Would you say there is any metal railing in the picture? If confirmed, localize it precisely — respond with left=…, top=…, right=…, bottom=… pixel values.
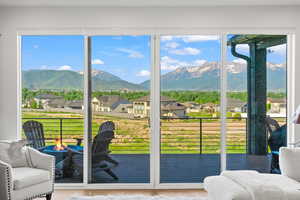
left=22, top=116, right=286, bottom=154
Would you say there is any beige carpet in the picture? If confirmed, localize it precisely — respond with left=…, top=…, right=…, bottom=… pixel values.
left=69, top=194, right=207, bottom=200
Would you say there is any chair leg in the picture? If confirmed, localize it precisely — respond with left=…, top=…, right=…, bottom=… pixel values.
left=104, top=169, right=118, bottom=180
left=104, top=155, right=119, bottom=166
left=46, top=194, right=52, bottom=200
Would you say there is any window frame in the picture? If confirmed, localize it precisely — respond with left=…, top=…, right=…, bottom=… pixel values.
left=16, top=28, right=296, bottom=189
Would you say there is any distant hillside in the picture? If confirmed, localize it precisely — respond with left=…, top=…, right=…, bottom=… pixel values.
left=22, top=69, right=145, bottom=91
left=22, top=62, right=286, bottom=92
left=141, top=62, right=286, bottom=91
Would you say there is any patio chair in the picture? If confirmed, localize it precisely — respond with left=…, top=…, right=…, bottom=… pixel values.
left=23, top=120, right=46, bottom=151
left=265, top=116, right=287, bottom=174
left=67, top=121, right=119, bottom=180
left=23, top=120, right=83, bottom=151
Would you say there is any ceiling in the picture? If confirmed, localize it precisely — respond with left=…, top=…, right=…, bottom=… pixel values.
left=0, top=0, right=300, bottom=7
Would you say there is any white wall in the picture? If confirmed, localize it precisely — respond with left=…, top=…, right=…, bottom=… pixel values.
left=0, top=6, right=299, bottom=140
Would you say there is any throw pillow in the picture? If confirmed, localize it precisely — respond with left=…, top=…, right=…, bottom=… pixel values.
left=0, top=140, right=29, bottom=168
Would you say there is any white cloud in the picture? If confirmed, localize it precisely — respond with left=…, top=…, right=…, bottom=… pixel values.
left=268, top=44, right=286, bottom=56
left=161, top=56, right=206, bottom=71
left=92, top=59, right=104, bottom=65
left=161, top=56, right=184, bottom=70
left=161, top=35, right=219, bottom=43
left=169, top=47, right=200, bottom=55
left=234, top=44, right=286, bottom=56
left=117, top=48, right=144, bottom=58
left=161, top=36, right=173, bottom=41
left=40, top=65, right=48, bottom=70
left=137, top=70, right=150, bottom=77
left=236, top=44, right=249, bottom=53
left=193, top=59, right=207, bottom=66
left=181, top=35, right=220, bottom=43
left=165, top=42, right=180, bottom=49
left=233, top=58, right=247, bottom=64
left=57, top=65, right=72, bottom=70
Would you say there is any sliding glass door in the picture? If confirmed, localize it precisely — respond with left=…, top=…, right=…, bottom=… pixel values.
left=90, top=35, right=151, bottom=183
left=226, top=34, right=287, bottom=173
left=21, top=35, right=84, bottom=183
left=159, top=35, right=221, bottom=183
left=19, top=33, right=290, bottom=187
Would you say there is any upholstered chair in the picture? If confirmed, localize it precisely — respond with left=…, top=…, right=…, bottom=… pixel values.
left=0, top=141, right=55, bottom=200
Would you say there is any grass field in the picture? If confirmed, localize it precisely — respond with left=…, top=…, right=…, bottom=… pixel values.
left=22, top=110, right=286, bottom=154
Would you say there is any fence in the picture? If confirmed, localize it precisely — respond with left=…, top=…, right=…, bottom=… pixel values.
left=22, top=116, right=286, bottom=154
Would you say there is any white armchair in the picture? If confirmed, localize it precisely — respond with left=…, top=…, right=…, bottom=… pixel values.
left=0, top=147, right=55, bottom=200
left=204, top=147, right=300, bottom=200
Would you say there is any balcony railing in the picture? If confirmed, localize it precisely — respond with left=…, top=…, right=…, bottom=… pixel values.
left=22, top=117, right=286, bottom=154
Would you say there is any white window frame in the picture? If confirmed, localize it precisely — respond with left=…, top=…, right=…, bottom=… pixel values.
left=16, top=28, right=296, bottom=189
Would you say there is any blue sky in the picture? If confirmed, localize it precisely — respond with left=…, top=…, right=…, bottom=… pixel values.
left=22, top=35, right=286, bottom=84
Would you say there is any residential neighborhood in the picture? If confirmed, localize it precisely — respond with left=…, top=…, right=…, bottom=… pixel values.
left=22, top=93, right=287, bottom=118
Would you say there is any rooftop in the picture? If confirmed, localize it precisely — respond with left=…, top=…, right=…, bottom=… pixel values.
left=227, top=98, right=246, bottom=108
left=35, top=94, right=63, bottom=100
left=134, top=95, right=176, bottom=102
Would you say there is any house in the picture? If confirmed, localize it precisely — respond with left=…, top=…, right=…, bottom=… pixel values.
left=182, top=102, right=202, bottom=113
left=113, top=103, right=133, bottom=113
left=227, top=98, right=247, bottom=113
left=64, top=100, right=84, bottom=110
left=34, top=94, right=64, bottom=109
left=92, top=95, right=130, bottom=112
left=44, top=98, right=65, bottom=109
left=132, top=95, right=186, bottom=118
left=201, top=103, right=218, bottom=113
left=267, top=98, right=286, bottom=114
left=161, top=102, right=186, bottom=118
left=132, top=95, right=151, bottom=118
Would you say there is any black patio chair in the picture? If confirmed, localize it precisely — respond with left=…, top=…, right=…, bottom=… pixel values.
left=265, top=116, right=287, bottom=174
left=68, top=121, right=119, bottom=180
left=23, top=120, right=47, bottom=151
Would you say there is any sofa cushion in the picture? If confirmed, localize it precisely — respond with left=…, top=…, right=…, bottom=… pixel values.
left=12, top=167, right=50, bottom=190
left=204, top=175, right=252, bottom=200
left=280, top=147, right=300, bottom=182
left=204, top=173, right=300, bottom=200
left=0, top=140, right=29, bottom=167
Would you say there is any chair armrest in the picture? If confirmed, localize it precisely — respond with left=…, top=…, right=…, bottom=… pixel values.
left=0, top=160, right=13, bottom=200
left=27, top=147, right=55, bottom=179
left=65, top=147, right=83, bottom=155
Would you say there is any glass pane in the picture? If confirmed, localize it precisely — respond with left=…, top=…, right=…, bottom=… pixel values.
left=90, top=35, right=151, bottom=183
left=226, top=34, right=287, bottom=173
left=21, top=35, right=84, bottom=183
left=160, top=35, right=221, bottom=183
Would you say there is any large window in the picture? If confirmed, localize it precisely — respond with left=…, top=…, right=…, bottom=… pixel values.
left=159, top=35, right=221, bottom=183
left=21, top=35, right=84, bottom=183
left=19, top=33, right=290, bottom=187
left=226, top=35, right=287, bottom=173
left=90, top=35, right=151, bottom=183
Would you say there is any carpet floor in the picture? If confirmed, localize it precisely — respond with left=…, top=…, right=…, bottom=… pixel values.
left=69, top=194, right=207, bottom=200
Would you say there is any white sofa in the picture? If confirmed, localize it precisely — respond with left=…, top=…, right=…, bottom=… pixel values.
left=204, top=147, right=300, bottom=200
left=0, top=146, right=55, bottom=200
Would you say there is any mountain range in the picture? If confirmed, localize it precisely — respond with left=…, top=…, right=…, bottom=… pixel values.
left=141, top=62, right=286, bottom=91
left=22, top=62, right=286, bottom=91
left=22, top=69, right=144, bottom=91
